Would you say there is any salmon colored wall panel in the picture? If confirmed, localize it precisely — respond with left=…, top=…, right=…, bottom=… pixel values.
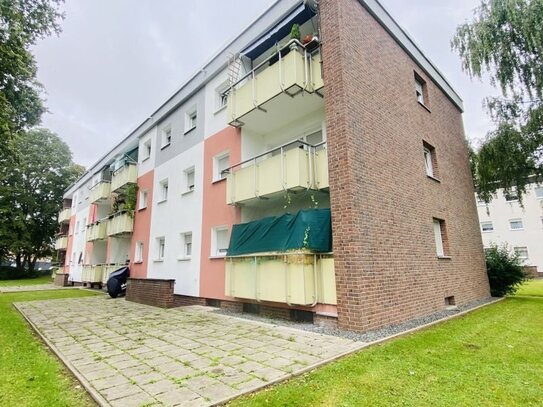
left=130, top=170, right=154, bottom=278
left=64, top=215, right=76, bottom=273
left=200, top=127, right=241, bottom=299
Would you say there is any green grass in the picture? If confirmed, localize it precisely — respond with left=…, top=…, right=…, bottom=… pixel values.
left=514, top=279, right=543, bottom=297
left=231, top=290, right=543, bottom=406
left=0, top=275, right=53, bottom=287
left=0, top=289, right=98, bottom=406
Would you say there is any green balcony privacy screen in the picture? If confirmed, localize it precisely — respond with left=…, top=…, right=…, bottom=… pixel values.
left=226, top=208, right=332, bottom=256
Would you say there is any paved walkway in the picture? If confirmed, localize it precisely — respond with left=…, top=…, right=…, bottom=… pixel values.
left=16, top=296, right=365, bottom=406
left=0, top=282, right=75, bottom=293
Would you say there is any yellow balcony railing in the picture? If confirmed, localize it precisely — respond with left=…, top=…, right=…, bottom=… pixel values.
left=54, top=236, right=68, bottom=250
left=58, top=208, right=71, bottom=224
left=110, top=163, right=137, bottom=193
left=90, top=181, right=111, bottom=204
left=227, top=39, right=323, bottom=126
left=102, top=264, right=125, bottom=284
left=86, top=222, right=107, bottom=242
left=106, top=212, right=133, bottom=237
left=225, top=252, right=336, bottom=306
left=226, top=141, right=328, bottom=205
left=82, top=264, right=105, bottom=284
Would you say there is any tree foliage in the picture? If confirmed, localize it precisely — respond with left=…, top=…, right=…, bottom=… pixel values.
left=485, top=244, right=527, bottom=297
left=0, top=128, right=83, bottom=272
left=452, top=0, right=543, bottom=201
left=0, top=0, right=64, bottom=151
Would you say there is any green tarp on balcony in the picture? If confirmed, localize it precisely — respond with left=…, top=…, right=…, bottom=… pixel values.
left=227, top=208, right=332, bottom=256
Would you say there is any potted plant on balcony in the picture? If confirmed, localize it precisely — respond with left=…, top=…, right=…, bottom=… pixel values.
left=290, top=23, right=301, bottom=41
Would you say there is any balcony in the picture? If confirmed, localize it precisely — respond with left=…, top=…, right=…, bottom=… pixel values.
left=58, top=208, right=71, bottom=224
left=54, top=236, right=68, bottom=250
left=106, top=212, right=133, bottom=237
left=102, top=264, right=125, bottom=284
left=82, top=264, right=105, bottom=284
left=111, top=163, right=137, bottom=193
left=86, top=222, right=107, bottom=242
left=225, top=252, right=337, bottom=306
left=227, top=39, right=324, bottom=133
left=90, top=181, right=111, bottom=204
left=226, top=141, right=328, bottom=205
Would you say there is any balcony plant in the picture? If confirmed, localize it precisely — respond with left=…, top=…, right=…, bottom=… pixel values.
left=290, top=24, right=301, bottom=41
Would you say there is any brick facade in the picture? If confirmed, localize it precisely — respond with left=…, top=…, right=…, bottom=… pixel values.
left=126, top=278, right=175, bottom=308
left=54, top=272, right=69, bottom=287
left=321, top=0, right=490, bottom=332
left=172, top=295, right=207, bottom=307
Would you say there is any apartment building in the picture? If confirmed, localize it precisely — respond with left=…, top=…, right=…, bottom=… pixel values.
left=477, top=184, right=543, bottom=274
left=55, top=0, right=490, bottom=333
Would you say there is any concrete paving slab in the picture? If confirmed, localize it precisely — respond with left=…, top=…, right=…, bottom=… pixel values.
left=15, top=296, right=366, bottom=406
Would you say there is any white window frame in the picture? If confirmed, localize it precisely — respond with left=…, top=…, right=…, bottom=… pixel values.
left=424, top=147, right=433, bottom=177
left=158, top=179, right=168, bottom=202
left=433, top=218, right=446, bottom=257
left=415, top=77, right=425, bottom=104
left=535, top=186, right=543, bottom=199
left=183, top=166, right=195, bottom=193
left=504, top=188, right=518, bottom=202
left=509, top=218, right=524, bottom=230
left=480, top=221, right=493, bottom=233
left=142, top=139, right=152, bottom=161
left=211, top=226, right=229, bottom=257
left=156, top=237, right=165, bottom=261
left=514, top=246, right=529, bottom=262
left=179, top=232, right=192, bottom=260
left=161, top=126, right=172, bottom=149
left=138, top=189, right=148, bottom=210
left=82, top=218, right=86, bottom=232
left=185, top=107, right=197, bottom=134
left=75, top=221, right=80, bottom=235
left=213, top=151, right=230, bottom=182
left=135, top=241, right=144, bottom=263
left=215, top=82, right=229, bottom=113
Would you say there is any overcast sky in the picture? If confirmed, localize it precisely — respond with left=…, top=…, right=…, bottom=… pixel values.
left=33, top=0, right=499, bottom=168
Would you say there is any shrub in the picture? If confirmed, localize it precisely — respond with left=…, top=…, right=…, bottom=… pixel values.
left=0, top=266, right=39, bottom=280
left=485, top=244, right=527, bottom=297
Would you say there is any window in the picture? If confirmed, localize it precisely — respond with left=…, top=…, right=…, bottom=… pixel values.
left=213, top=152, right=230, bottom=182
left=156, top=237, right=165, bottom=261
left=433, top=218, right=449, bottom=257
left=75, top=221, right=80, bottom=235
left=185, top=107, right=197, bottom=133
left=184, top=167, right=195, bottom=192
left=82, top=218, right=86, bottom=232
left=135, top=241, right=143, bottom=263
left=139, top=189, right=148, bottom=210
left=509, top=218, right=523, bottom=230
left=161, top=127, right=172, bottom=148
left=535, top=186, right=543, bottom=199
left=142, top=139, right=152, bottom=161
left=415, top=73, right=426, bottom=105
left=423, top=141, right=438, bottom=179
left=514, top=247, right=529, bottom=262
left=212, top=226, right=229, bottom=257
left=159, top=179, right=168, bottom=202
left=215, top=82, right=229, bottom=112
left=480, top=221, right=493, bottom=232
left=476, top=197, right=487, bottom=206
left=504, top=188, right=518, bottom=202
left=180, top=232, right=192, bottom=259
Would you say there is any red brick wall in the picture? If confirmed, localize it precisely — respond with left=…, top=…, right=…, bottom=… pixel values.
left=320, top=0, right=490, bottom=332
left=126, top=278, right=175, bottom=308
left=173, top=295, right=207, bottom=307
left=54, top=273, right=68, bottom=287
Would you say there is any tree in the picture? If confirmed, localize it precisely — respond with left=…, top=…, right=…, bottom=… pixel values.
left=0, top=0, right=64, bottom=152
left=452, top=0, right=543, bottom=202
left=0, top=128, right=83, bottom=272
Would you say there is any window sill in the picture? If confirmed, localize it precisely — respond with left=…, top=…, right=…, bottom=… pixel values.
left=138, top=206, right=147, bottom=211
left=177, top=257, right=191, bottom=262
left=214, top=105, right=227, bottom=115
left=426, top=175, right=441, bottom=183
left=437, top=255, right=452, bottom=260
left=133, top=261, right=143, bottom=264
left=160, top=143, right=171, bottom=150
left=153, top=259, right=164, bottom=263
left=184, top=126, right=196, bottom=135
left=142, top=156, right=150, bottom=163
left=209, top=255, right=226, bottom=260
left=157, top=199, right=167, bottom=205
left=212, top=178, right=227, bottom=185
left=418, top=101, right=431, bottom=113
left=181, top=189, right=194, bottom=196
left=481, top=230, right=493, bottom=233
left=510, top=229, right=524, bottom=231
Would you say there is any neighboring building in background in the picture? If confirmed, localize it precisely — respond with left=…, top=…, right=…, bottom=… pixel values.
left=54, top=0, right=490, bottom=333
left=477, top=184, right=543, bottom=274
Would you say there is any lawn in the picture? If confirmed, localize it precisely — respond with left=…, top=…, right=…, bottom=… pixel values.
left=0, top=274, right=53, bottom=287
left=0, top=289, right=98, bottom=407
left=514, top=278, right=543, bottom=297
left=231, top=283, right=543, bottom=406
